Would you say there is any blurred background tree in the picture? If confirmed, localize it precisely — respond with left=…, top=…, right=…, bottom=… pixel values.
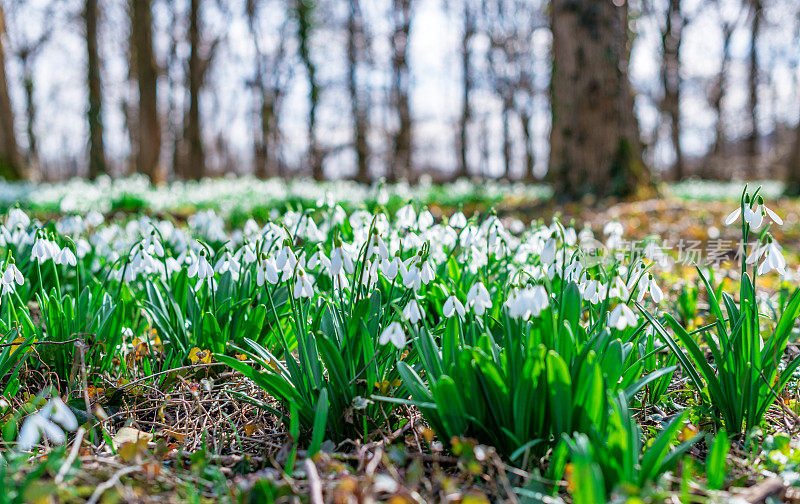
left=1, top=0, right=800, bottom=200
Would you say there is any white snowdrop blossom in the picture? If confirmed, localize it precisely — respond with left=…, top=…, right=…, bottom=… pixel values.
left=31, top=235, right=54, bottom=263
left=56, top=246, right=77, bottom=267
left=505, top=285, right=549, bottom=320
left=380, top=255, right=400, bottom=281
left=747, top=238, right=786, bottom=276
left=396, top=203, right=417, bottom=229
left=467, top=282, right=493, bottom=316
left=609, top=303, right=638, bottom=331
left=379, top=321, right=406, bottom=349
left=743, top=204, right=764, bottom=230
left=443, top=295, right=465, bottom=318
left=188, top=250, right=214, bottom=280
left=2, top=262, right=23, bottom=293
left=402, top=299, right=423, bottom=324
left=449, top=211, right=467, bottom=229
left=292, top=269, right=315, bottom=299
left=637, top=274, right=664, bottom=304
left=17, top=397, right=77, bottom=452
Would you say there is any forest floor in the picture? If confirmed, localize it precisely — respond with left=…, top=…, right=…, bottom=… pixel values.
left=9, top=192, right=800, bottom=504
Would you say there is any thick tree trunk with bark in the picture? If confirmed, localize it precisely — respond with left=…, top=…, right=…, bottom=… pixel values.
left=520, top=111, right=535, bottom=181
left=457, top=4, right=473, bottom=179
left=747, top=0, right=761, bottom=161
left=0, top=6, right=21, bottom=180
left=662, top=0, right=683, bottom=180
left=502, top=95, right=512, bottom=179
left=131, top=0, right=162, bottom=184
left=348, top=0, right=370, bottom=183
left=20, top=53, right=37, bottom=175
left=549, top=0, right=647, bottom=200
left=712, top=25, right=734, bottom=159
left=389, top=0, right=412, bottom=182
left=787, top=116, right=800, bottom=196
left=85, top=0, right=106, bottom=180
left=295, top=0, right=321, bottom=180
left=184, top=0, right=205, bottom=180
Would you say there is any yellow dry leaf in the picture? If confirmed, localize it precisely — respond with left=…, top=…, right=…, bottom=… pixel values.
left=188, top=347, right=212, bottom=364
left=112, top=426, right=154, bottom=450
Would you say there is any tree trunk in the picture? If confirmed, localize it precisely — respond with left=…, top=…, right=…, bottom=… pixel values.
left=747, top=0, right=761, bottom=162
left=296, top=0, right=321, bottom=180
left=20, top=52, right=38, bottom=175
left=549, top=0, right=647, bottom=200
left=520, top=111, right=535, bottom=181
left=348, top=0, right=370, bottom=183
left=457, top=3, right=473, bottom=179
left=131, top=0, right=162, bottom=184
left=712, top=26, right=734, bottom=159
left=502, top=96, right=512, bottom=179
left=184, top=0, right=205, bottom=180
left=787, top=117, right=800, bottom=196
left=389, top=0, right=413, bottom=182
left=662, top=0, right=683, bottom=180
left=85, top=0, right=106, bottom=180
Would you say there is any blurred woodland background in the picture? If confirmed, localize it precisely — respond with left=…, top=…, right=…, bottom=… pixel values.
left=0, top=0, right=799, bottom=199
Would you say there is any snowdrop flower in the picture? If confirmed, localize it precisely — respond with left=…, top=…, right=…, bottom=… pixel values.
left=449, top=211, right=467, bottom=229
left=402, top=299, right=423, bottom=324
left=443, top=295, right=465, bottom=318
left=17, top=413, right=65, bottom=451
left=292, top=269, right=315, bottom=299
left=397, top=203, right=417, bottom=229
left=380, top=254, right=400, bottom=281
left=55, top=246, right=77, bottom=267
left=541, top=236, right=557, bottom=266
left=31, top=235, right=54, bottom=263
left=743, top=204, right=764, bottom=230
left=608, top=275, right=630, bottom=300
left=637, top=274, right=664, bottom=304
left=603, top=221, right=624, bottom=236
left=361, top=260, right=380, bottom=289
left=276, top=241, right=297, bottom=274
left=214, top=251, right=241, bottom=280
left=379, top=321, right=406, bottom=349
left=331, top=243, right=355, bottom=275
left=748, top=237, right=786, bottom=276
left=418, top=208, right=434, bottom=230
left=43, top=397, right=78, bottom=431
left=165, top=255, right=183, bottom=277
left=17, top=397, right=77, bottom=452
left=401, top=260, right=423, bottom=291
left=142, top=230, right=165, bottom=257
left=419, top=259, right=435, bottom=284
left=505, top=285, right=549, bottom=320
left=759, top=240, right=786, bottom=275
left=582, top=277, right=607, bottom=305
left=235, top=242, right=258, bottom=265
left=467, top=282, right=493, bottom=316
left=256, top=255, right=280, bottom=286
left=2, top=261, right=23, bottom=291
left=729, top=195, right=783, bottom=229
left=6, top=208, right=30, bottom=230
left=609, top=303, right=638, bottom=331
left=367, top=231, right=390, bottom=261
left=188, top=250, right=214, bottom=280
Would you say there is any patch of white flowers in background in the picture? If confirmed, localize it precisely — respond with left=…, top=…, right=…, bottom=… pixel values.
left=0, top=175, right=553, bottom=216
